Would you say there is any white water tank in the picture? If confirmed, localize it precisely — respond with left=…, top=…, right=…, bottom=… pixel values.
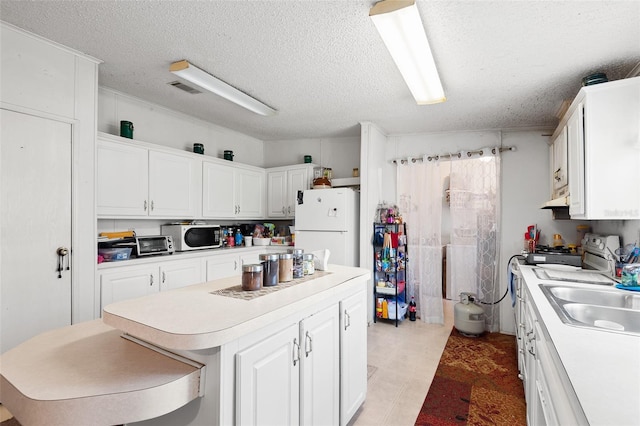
left=454, top=292, right=485, bottom=336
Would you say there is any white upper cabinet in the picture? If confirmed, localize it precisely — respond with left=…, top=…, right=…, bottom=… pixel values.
left=266, top=165, right=315, bottom=218
left=97, top=141, right=149, bottom=216
left=551, top=126, right=568, bottom=198
left=558, top=77, right=640, bottom=219
left=97, top=135, right=201, bottom=218
left=203, top=160, right=264, bottom=219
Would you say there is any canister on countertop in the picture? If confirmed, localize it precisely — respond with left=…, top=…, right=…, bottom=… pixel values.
left=259, top=253, right=279, bottom=286
left=242, top=264, right=263, bottom=291
left=278, top=253, right=293, bottom=282
left=288, top=248, right=304, bottom=278
left=303, top=253, right=315, bottom=275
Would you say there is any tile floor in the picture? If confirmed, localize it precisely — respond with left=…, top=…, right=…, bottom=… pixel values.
left=350, top=299, right=455, bottom=426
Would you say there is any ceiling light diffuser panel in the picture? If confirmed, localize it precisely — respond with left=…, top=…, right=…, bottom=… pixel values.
left=169, top=60, right=277, bottom=116
left=370, top=0, right=446, bottom=104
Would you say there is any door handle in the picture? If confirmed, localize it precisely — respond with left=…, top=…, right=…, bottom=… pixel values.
left=344, top=310, right=351, bottom=330
left=293, top=338, right=300, bottom=366
left=305, top=331, right=313, bottom=357
left=56, top=247, right=69, bottom=278
left=144, top=200, right=148, bottom=211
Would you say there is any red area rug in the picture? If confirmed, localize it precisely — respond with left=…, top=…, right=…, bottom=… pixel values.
left=415, top=329, right=526, bottom=425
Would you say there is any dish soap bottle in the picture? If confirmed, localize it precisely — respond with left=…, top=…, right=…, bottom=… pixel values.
left=235, top=229, right=243, bottom=246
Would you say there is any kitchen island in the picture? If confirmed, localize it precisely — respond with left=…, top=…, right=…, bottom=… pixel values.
left=0, top=264, right=370, bottom=426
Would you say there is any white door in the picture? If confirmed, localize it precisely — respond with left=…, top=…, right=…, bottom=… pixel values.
left=100, top=266, right=159, bottom=310
left=1, top=109, right=72, bottom=352
left=340, top=291, right=367, bottom=425
left=267, top=170, right=287, bottom=217
left=236, top=323, right=300, bottom=426
left=96, top=139, right=148, bottom=217
left=300, top=305, right=340, bottom=426
left=236, top=168, right=264, bottom=218
left=295, top=230, right=353, bottom=266
left=202, top=161, right=235, bottom=218
left=567, top=104, right=585, bottom=217
left=205, top=254, right=240, bottom=280
left=296, top=189, right=349, bottom=231
left=159, top=258, right=204, bottom=291
left=148, top=150, right=199, bottom=218
left=287, top=167, right=309, bottom=218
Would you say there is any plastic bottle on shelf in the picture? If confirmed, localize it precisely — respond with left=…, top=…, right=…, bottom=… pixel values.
left=409, top=297, right=417, bottom=321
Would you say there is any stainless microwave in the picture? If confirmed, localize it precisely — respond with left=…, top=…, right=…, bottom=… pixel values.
left=161, top=224, right=222, bottom=251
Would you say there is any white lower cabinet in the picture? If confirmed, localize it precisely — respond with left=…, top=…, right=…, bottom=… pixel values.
left=99, top=258, right=204, bottom=311
left=205, top=253, right=241, bottom=280
left=522, top=286, right=588, bottom=426
left=100, top=265, right=159, bottom=308
left=340, top=291, right=367, bottom=425
left=236, top=304, right=342, bottom=426
left=159, top=258, right=205, bottom=291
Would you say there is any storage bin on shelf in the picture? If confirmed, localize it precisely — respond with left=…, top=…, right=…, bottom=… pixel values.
left=98, top=247, right=132, bottom=262
left=387, top=300, right=408, bottom=320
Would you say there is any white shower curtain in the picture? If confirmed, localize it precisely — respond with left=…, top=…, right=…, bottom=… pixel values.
left=448, top=153, right=501, bottom=332
left=397, top=160, right=443, bottom=324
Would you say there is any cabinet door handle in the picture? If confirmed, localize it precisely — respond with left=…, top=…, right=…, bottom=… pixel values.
left=162, top=271, right=166, bottom=283
left=144, top=200, right=148, bottom=211
left=293, top=338, right=300, bottom=366
left=282, top=206, right=286, bottom=214
left=344, top=310, right=351, bottom=330
left=287, top=206, right=291, bottom=215
left=234, top=260, right=238, bottom=270
left=150, top=274, right=154, bottom=286
left=151, top=200, right=154, bottom=211
left=305, top=331, right=312, bottom=357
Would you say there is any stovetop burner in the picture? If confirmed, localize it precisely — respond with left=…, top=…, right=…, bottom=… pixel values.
left=535, top=245, right=571, bottom=254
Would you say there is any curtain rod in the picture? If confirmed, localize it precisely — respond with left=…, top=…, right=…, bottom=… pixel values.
left=391, top=146, right=516, bottom=164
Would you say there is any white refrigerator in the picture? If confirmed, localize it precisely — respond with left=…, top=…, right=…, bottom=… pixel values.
left=294, top=188, right=360, bottom=267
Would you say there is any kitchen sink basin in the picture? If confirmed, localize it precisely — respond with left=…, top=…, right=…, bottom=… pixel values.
left=539, top=284, right=640, bottom=336
left=545, top=286, right=640, bottom=309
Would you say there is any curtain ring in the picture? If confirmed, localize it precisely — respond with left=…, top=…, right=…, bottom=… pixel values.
left=466, top=151, right=472, bottom=157
left=457, top=152, right=461, bottom=158
left=479, top=150, right=484, bottom=156
left=411, top=158, right=417, bottom=163
left=492, top=147, right=497, bottom=155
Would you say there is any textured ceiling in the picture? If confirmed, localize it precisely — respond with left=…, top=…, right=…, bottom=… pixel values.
left=1, top=1, right=639, bottom=141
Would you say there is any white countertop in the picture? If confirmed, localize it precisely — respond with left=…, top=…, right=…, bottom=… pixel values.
left=96, top=244, right=283, bottom=269
left=103, top=264, right=370, bottom=350
left=520, top=265, right=640, bottom=426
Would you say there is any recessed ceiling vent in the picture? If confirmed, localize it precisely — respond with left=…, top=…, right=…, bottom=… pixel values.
left=168, top=80, right=202, bottom=94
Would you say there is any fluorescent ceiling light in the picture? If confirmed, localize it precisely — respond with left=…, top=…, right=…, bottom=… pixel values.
left=370, top=0, right=446, bottom=104
left=170, top=60, right=277, bottom=116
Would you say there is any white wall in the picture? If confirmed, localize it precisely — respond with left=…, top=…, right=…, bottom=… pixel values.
left=361, top=128, right=598, bottom=333
left=360, top=122, right=389, bottom=324
left=263, top=136, right=360, bottom=178
left=98, top=87, right=265, bottom=167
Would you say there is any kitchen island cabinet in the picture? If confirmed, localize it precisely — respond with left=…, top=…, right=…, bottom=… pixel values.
left=237, top=304, right=340, bottom=425
left=2, top=265, right=370, bottom=426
